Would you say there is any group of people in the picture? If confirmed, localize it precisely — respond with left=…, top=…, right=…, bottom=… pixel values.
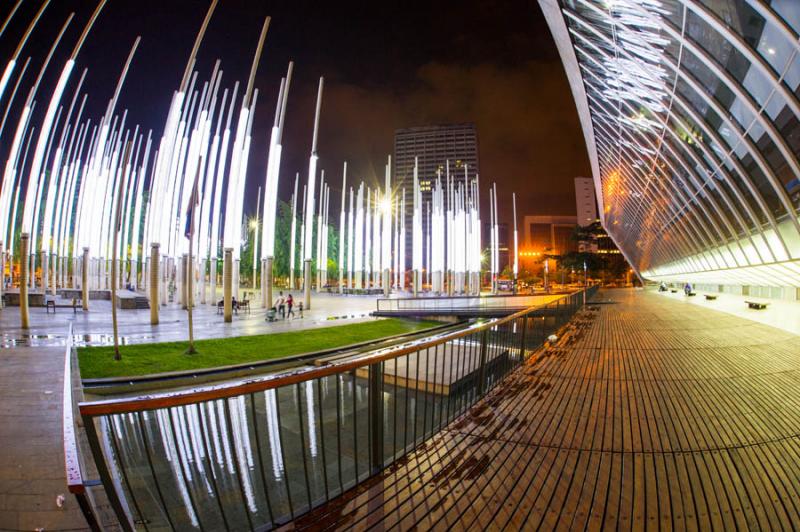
left=270, top=291, right=301, bottom=320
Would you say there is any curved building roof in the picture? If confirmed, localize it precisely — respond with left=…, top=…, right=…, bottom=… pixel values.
left=540, top=0, right=800, bottom=289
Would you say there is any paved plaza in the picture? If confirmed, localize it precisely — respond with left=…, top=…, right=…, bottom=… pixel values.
left=1, top=291, right=383, bottom=349
left=299, top=289, right=800, bottom=530
left=0, top=290, right=382, bottom=531
left=4, top=287, right=800, bottom=530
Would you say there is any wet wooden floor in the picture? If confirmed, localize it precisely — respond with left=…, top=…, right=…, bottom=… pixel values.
left=288, top=289, right=800, bottom=530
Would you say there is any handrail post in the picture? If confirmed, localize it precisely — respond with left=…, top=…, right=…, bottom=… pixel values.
left=81, top=412, right=134, bottom=532
left=519, top=315, right=528, bottom=359
left=477, top=328, right=489, bottom=396
left=369, top=361, right=384, bottom=475
left=63, top=323, right=102, bottom=532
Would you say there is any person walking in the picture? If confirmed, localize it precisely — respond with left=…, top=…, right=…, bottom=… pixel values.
left=286, top=293, right=295, bottom=318
left=273, top=293, right=285, bottom=319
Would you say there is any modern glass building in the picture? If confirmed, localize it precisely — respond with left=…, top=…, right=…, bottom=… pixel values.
left=540, top=0, right=800, bottom=299
left=393, top=123, right=480, bottom=263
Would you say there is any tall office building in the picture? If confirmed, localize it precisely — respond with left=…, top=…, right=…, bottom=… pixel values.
left=393, top=123, right=480, bottom=266
left=574, top=177, right=598, bottom=227
left=523, top=215, right=579, bottom=255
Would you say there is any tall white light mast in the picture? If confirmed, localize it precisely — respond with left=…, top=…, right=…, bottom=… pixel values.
left=303, top=77, right=324, bottom=309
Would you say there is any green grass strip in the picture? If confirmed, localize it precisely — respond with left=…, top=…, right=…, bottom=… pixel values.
left=78, top=318, right=438, bottom=379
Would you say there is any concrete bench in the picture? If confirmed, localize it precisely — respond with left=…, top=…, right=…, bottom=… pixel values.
left=745, top=300, right=769, bottom=310
left=704, top=294, right=717, bottom=301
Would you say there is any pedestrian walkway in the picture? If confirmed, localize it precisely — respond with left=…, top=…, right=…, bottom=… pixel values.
left=657, top=287, right=800, bottom=336
left=0, top=345, right=89, bottom=531
left=294, top=288, right=800, bottom=530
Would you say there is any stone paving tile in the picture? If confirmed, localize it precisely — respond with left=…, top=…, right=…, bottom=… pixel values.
left=0, top=345, right=87, bottom=531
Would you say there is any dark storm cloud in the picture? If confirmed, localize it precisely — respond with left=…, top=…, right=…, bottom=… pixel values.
left=282, top=59, right=589, bottom=226
left=0, top=0, right=591, bottom=227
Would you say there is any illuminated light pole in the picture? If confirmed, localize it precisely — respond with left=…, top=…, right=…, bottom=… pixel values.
left=289, top=174, right=299, bottom=289
left=19, top=233, right=29, bottom=329
left=0, top=1, right=47, bottom=108
left=347, top=186, right=354, bottom=289
left=223, top=247, right=233, bottom=322
left=354, top=183, right=364, bottom=289
left=382, top=156, right=392, bottom=297
left=253, top=187, right=261, bottom=297
left=223, top=17, right=270, bottom=302
left=338, top=162, right=347, bottom=293
left=492, top=183, right=500, bottom=293
left=365, top=189, right=370, bottom=288
left=412, top=157, right=421, bottom=296
left=2, top=16, right=72, bottom=271
left=27, top=2, right=106, bottom=291
left=299, top=183, right=306, bottom=289
left=303, top=77, right=324, bottom=310
left=489, top=185, right=496, bottom=294
left=583, top=261, right=588, bottom=304
left=262, top=61, right=293, bottom=308
left=150, top=243, right=159, bottom=324
left=368, top=188, right=376, bottom=287
left=81, top=247, right=89, bottom=311
left=315, top=172, right=326, bottom=293
left=513, top=192, right=519, bottom=294
left=394, top=193, right=400, bottom=290
left=323, top=184, right=330, bottom=289
left=544, top=256, right=550, bottom=293
left=400, top=189, right=406, bottom=291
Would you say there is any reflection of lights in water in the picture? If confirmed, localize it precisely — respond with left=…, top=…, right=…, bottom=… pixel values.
left=229, top=396, right=257, bottom=513
left=205, top=402, right=224, bottom=467
left=339, top=374, right=347, bottom=427
left=155, top=409, right=199, bottom=527
left=264, top=389, right=284, bottom=479
left=215, top=401, right=234, bottom=474
left=184, top=405, right=213, bottom=495
left=305, top=381, right=318, bottom=458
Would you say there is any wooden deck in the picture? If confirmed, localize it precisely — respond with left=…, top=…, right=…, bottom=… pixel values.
left=288, top=289, right=800, bottom=530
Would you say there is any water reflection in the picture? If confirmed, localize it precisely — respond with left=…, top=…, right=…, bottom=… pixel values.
left=95, top=307, right=572, bottom=529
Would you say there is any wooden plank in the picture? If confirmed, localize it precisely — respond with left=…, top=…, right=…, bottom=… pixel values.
left=294, top=290, right=800, bottom=531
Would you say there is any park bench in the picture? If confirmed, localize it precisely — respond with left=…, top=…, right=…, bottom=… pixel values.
left=670, top=289, right=677, bottom=293
left=704, top=294, right=717, bottom=301
left=45, top=297, right=83, bottom=314
left=745, top=300, right=769, bottom=310
left=239, top=299, right=250, bottom=314
left=687, top=292, right=696, bottom=296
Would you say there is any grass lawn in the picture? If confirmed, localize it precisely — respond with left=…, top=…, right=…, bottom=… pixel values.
left=78, top=318, right=439, bottom=379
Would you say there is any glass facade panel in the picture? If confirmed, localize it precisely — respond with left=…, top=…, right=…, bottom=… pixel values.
left=549, top=0, right=800, bottom=289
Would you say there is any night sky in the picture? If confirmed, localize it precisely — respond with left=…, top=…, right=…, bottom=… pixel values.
left=1, top=0, right=590, bottom=226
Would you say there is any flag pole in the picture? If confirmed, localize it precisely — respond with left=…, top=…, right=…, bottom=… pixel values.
left=185, top=159, right=202, bottom=354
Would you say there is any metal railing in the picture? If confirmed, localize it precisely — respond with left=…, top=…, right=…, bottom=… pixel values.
left=63, top=323, right=102, bottom=531
left=78, top=286, right=598, bottom=531
left=375, top=291, right=576, bottom=313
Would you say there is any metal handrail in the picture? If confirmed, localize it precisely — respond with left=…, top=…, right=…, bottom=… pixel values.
left=63, top=323, right=101, bottom=531
left=79, top=295, right=567, bottom=416
left=375, top=292, right=572, bottom=313
left=78, top=286, right=598, bottom=531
